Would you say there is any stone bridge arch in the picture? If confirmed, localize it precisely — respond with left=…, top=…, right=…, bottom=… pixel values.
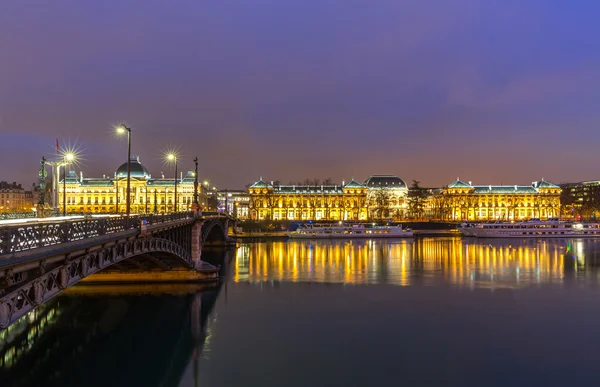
left=200, top=216, right=236, bottom=247
left=0, top=236, right=201, bottom=329
left=202, top=221, right=226, bottom=246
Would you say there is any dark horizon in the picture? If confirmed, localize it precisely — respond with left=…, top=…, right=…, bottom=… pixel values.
left=2, top=1, right=599, bottom=189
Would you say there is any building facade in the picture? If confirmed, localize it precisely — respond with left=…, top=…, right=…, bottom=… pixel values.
left=363, top=175, right=408, bottom=220
left=0, top=181, right=34, bottom=213
left=560, top=180, right=600, bottom=219
left=217, top=190, right=250, bottom=219
left=58, top=157, right=209, bottom=214
left=248, top=179, right=368, bottom=221
left=430, top=179, right=561, bottom=221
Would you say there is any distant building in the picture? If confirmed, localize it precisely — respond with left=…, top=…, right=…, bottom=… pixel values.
left=247, top=179, right=368, bottom=221
left=58, top=157, right=210, bottom=214
left=363, top=175, right=408, bottom=220
left=217, top=190, right=250, bottom=219
left=560, top=180, right=600, bottom=219
left=431, top=179, right=561, bottom=221
left=0, top=181, right=33, bottom=213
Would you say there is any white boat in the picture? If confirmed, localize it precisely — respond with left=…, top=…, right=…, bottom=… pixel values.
left=287, top=223, right=413, bottom=239
left=460, top=218, right=600, bottom=238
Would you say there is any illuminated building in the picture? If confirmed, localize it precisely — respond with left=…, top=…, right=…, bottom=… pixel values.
left=0, top=181, right=34, bottom=213
left=58, top=157, right=210, bottom=214
left=247, top=179, right=368, bottom=221
left=363, top=175, right=408, bottom=219
left=432, top=179, right=561, bottom=221
left=560, top=180, right=600, bottom=219
left=217, top=190, right=250, bottom=219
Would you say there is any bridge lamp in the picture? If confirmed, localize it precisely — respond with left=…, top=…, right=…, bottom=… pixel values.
left=166, top=153, right=178, bottom=212
left=115, top=124, right=132, bottom=216
left=62, top=152, right=76, bottom=216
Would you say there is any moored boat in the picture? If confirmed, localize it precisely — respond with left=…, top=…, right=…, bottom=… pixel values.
left=460, top=218, right=600, bottom=238
left=287, top=223, right=413, bottom=239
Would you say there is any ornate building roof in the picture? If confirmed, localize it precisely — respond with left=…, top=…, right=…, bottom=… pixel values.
left=446, top=178, right=560, bottom=194
left=344, top=179, right=366, bottom=188
left=363, top=175, right=406, bottom=189
left=472, top=186, right=537, bottom=194
left=447, top=179, right=472, bottom=188
left=181, top=171, right=196, bottom=183
left=273, top=185, right=344, bottom=194
left=537, top=179, right=559, bottom=188
left=64, top=170, right=80, bottom=184
left=249, top=179, right=272, bottom=189
left=116, top=157, right=150, bottom=179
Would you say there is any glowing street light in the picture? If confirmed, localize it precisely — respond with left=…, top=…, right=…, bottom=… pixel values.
left=62, top=152, right=75, bottom=216
left=116, top=124, right=132, bottom=216
left=166, top=153, right=178, bottom=212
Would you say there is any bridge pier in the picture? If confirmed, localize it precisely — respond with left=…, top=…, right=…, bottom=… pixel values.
left=191, top=219, right=205, bottom=269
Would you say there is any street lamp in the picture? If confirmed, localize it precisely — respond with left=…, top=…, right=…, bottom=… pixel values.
left=167, top=153, right=178, bottom=212
left=116, top=124, right=132, bottom=216
left=62, top=152, right=75, bottom=216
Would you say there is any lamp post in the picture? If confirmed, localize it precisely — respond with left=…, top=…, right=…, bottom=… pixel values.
left=116, top=125, right=132, bottom=216
left=115, top=172, right=119, bottom=214
left=62, top=153, right=75, bottom=216
left=193, top=157, right=199, bottom=212
left=167, top=153, right=178, bottom=212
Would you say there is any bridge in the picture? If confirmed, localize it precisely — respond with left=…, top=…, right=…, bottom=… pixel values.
left=0, top=280, right=226, bottom=386
left=0, top=211, right=237, bottom=329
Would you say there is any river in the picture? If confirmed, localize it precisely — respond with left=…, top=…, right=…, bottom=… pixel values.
left=3, top=237, right=600, bottom=386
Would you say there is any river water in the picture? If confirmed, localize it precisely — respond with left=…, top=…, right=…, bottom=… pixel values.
left=3, top=237, right=600, bottom=386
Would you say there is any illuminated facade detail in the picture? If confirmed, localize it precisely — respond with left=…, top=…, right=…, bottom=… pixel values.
left=560, top=181, right=600, bottom=219
left=217, top=190, right=250, bottom=219
left=363, top=175, right=408, bottom=220
left=248, top=179, right=368, bottom=221
left=0, top=181, right=34, bottom=213
left=58, top=157, right=207, bottom=214
left=434, top=179, right=561, bottom=221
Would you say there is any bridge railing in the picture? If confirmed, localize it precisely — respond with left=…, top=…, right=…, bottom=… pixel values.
left=0, top=212, right=196, bottom=256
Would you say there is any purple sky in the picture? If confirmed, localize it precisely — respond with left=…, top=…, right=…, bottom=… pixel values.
left=1, top=1, right=599, bottom=189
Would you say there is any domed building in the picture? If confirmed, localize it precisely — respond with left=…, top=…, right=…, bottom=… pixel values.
left=115, top=158, right=151, bottom=179
left=59, top=156, right=206, bottom=214
left=363, top=175, right=409, bottom=220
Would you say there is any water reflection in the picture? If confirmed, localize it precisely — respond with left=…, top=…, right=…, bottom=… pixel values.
left=234, top=238, right=600, bottom=288
left=0, top=286, right=222, bottom=387
left=0, top=246, right=237, bottom=387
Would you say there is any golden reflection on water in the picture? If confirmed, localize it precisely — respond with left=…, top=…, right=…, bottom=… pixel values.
left=234, top=238, right=600, bottom=288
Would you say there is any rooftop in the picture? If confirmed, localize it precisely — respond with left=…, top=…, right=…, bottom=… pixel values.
left=363, top=175, right=407, bottom=189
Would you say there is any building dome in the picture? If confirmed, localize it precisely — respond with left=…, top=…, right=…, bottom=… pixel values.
left=116, top=157, right=150, bottom=179
left=363, top=175, right=407, bottom=189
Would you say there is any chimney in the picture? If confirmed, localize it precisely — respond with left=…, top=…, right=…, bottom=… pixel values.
left=468, top=181, right=472, bottom=185
left=80, top=171, right=83, bottom=182
left=342, top=180, right=345, bottom=186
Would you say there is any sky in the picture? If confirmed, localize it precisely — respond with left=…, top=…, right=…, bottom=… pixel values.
left=1, top=0, right=600, bottom=189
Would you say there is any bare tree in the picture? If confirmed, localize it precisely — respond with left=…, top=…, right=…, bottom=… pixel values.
left=373, top=189, right=391, bottom=220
